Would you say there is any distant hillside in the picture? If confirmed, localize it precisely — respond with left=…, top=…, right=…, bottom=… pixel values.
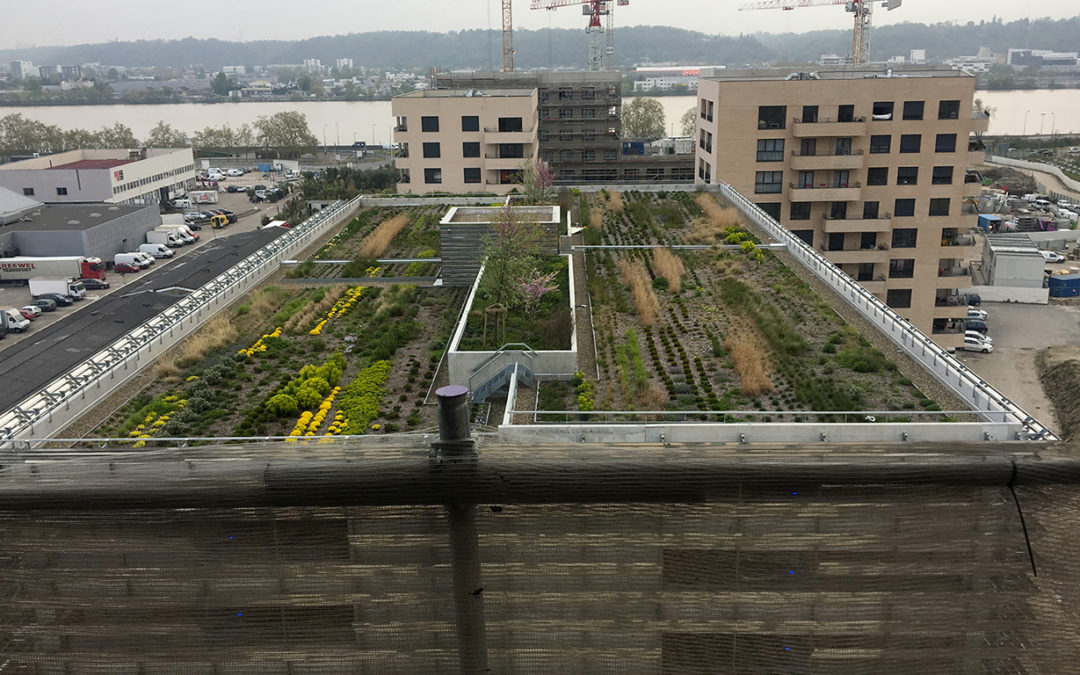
left=0, top=17, right=1077, bottom=71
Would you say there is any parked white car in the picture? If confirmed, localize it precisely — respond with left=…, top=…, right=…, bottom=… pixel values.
left=965, top=330, right=992, bottom=344
left=226, top=168, right=244, bottom=177
left=959, top=335, right=993, bottom=353
left=1040, top=250, right=1067, bottom=264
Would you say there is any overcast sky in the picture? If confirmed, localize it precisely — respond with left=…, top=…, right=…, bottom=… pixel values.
left=1, top=1, right=1077, bottom=50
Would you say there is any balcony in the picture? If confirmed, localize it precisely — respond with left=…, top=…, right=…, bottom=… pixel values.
left=822, top=214, right=892, bottom=233
left=394, top=123, right=407, bottom=132
left=932, top=318, right=966, bottom=335
left=483, top=127, right=536, bottom=145
left=819, top=245, right=889, bottom=265
left=941, top=234, right=977, bottom=249
left=938, top=264, right=971, bottom=278
left=484, top=155, right=528, bottom=170
left=791, top=117, right=867, bottom=138
left=971, top=112, right=990, bottom=134
left=789, top=182, right=861, bottom=202
left=790, top=150, right=864, bottom=171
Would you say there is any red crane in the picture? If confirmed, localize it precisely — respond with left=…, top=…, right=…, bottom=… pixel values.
left=531, top=0, right=629, bottom=71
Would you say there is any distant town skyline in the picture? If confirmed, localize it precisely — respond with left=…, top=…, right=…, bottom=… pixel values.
left=0, top=1, right=1077, bottom=51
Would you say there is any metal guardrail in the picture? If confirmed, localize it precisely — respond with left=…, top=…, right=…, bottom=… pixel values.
left=718, top=181, right=1057, bottom=441
left=0, top=197, right=363, bottom=442
left=468, top=344, right=537, bottom=403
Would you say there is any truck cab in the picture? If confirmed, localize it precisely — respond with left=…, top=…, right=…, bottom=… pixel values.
left=2, top=307, right=29, bottom=333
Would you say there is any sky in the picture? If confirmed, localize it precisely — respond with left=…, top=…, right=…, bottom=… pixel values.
left=0, top=0, right=1077, bottom=50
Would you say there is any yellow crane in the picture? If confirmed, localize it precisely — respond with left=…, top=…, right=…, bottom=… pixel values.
left=739, top=0, right=902, bottom=66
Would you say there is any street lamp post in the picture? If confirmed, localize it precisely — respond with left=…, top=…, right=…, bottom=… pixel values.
left=335, top=121, right=340, bottom=147
left=1040, top=112, right=1046, bottom=135
left=1051, top=113, right=1056, bottom=137
left=371, top=123, right=376, bottom=147
left=1023, top=110, right=1030, bottom=135
left=322, top=125, right=327, bottom=153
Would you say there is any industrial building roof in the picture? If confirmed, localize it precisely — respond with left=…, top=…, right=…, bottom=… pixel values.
left=47, top=158, right=133, bottom=170
left=700, top=66, right=973, bottom=81
left=0, top=185, right=42, bottom=225
left=398, top=88, right=536, bottom=98
left=4, top=203, right=147, bottom=231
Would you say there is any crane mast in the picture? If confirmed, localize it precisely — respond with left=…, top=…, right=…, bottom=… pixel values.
left=531, top=0, right=630, bottom=72
left=503, top=0, right=515, bottom=72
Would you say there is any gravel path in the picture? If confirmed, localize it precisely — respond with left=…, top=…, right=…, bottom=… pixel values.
left=572, top=236, right=599, bottom=382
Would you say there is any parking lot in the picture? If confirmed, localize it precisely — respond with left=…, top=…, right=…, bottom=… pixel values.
left=953, top=300, right=1080, bottom=433
left=0, top=187, right=291, bottom=352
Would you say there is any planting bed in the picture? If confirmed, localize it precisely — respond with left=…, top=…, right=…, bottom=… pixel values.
left=553, top=189, right=939, bottom=420
left=93, top=207, right=467, bottom=444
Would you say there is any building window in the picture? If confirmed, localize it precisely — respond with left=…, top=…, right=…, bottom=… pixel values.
left=889, top=259, right=915, bottom=279
left=582, top=129, right=596, bottom=141
left=559, top=108, right=572, bottom=119
left=892, top=228, right=918, bottom=248
left=22, top=188, right=34, bottom=196
left=929, top=198, right=950, bottom=216
left=935, top=133, right=957, bottom=152
left=897, top=167, right=918, bottom=185
left=792, top=229, right=814, bottom=246
left=902, top=100, right=924, bottom=120
left=422, top=142, right=440, bottom=158
left=583, top=108, right=596, bottom=119
left=559, top=150, right=573, bottom=162
left=801, top=105, right=818, bottom=123
left=583, top=88, right=596, bottom=100
left=899, top=134, right=921, bottom=153
left=863, top=201, right=880, bottom=219
left=869, top=135, right=891, bottom=153
left=462, top=142, right=480, bottom=158
left=463, top=168, right=481, bottom=184
left=604, top=150, right=618, bottom=161
left=583, top=149, right=596, bottom=161
left=932, top=166, right=954, bottom=184
left=421, top=116, right=439, bottom=132
left=757, top=202, right=782, bottom=220
left=872, top=101, right=894, bottom=118
left=796, top=171, right=814, bottom=188
left=938, top=100, right=961, bottom=120
left=756, top=138, right=784, bottom=161
left=424, top=168, right=442, bottom=184
left=558, top=88, right=572, bottom=100
left=754, top=171, right=783, bottom=194
left=757, top=105, right=786, bottom=129
left=838, top=104, right=855, bottom=122
left=894, top=198, right=916, bottom=217
left=867, top=167, right=888, bottom=186
left=789, top=202, right=811, bottom=220
left=461, top=115, right=479, bottom=132
left=498, top=117, right=523, bottom=132
left=886, top=288, right=912, bottom=308
left=560, top=129, right=573, bottom=141
left=56, top=187, right=68, bottom=195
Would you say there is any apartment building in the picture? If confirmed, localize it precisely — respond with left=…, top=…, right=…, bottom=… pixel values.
left=695, top=67, right=988, bottom=347
left=392, top=89, right=538, bottom=195
left=433, top=71, right=623, bottom=184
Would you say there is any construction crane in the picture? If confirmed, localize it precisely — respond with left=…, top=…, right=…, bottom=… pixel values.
left=502, top=0, right=515, bottom=72
left=739, top=0, right=902, bottom=66
left=531, top=0, right=630, bottom=72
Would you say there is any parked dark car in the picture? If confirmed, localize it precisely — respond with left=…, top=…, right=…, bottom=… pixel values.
left=38, top=293, right=73, bottom=307
left=964, top=319, right=989, bottom=334
left=114, top=262, right=140, bottom=274
left=31, top=298, right=57, bottom=312
left=80, top=277, right=110, bottom=290
left=210, top=208, right=238, bottom=223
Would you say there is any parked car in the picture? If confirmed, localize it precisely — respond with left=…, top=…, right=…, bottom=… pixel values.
left=966, top=307, right=988, bottom=322
left=37, top=293, right=72, bottom=307
left=30, top=298, right=57, bottom=312
left=226, top=185, right=242, bottom=193
left=959, top=335, right=993, bottom=353
left=1040, top=250, right=1067, bottom=263
left=226, top=168, right=244, bottom=176
left=171, top=197, right=190, bottom=209
left=80, top=277, right=110, bottom=290
left=20, top=305, right=41, bottom=320
left=965, top=319, right=989, bottom=334
left=965, top=330, right=992, bottom=344
left=114, top=262, right=140, bottom=274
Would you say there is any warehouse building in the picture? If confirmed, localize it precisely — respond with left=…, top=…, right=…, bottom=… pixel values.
left=0, top=147, right=195, bottom=206
left=0, top=201, right=160, bottom=260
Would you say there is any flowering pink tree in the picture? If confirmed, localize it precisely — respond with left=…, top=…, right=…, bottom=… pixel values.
left=520, top=270, right=558, bottom=315
left=523, top=158, right=556, bottom=202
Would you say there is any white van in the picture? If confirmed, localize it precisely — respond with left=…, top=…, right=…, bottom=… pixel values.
left=132, top=251, right=155, bottom=267
left=139, top=243, right=174, bottom=259
left=3, top=307, right=30, bottom=333
left=1040, top=250, right=1067, bottom=263
left=114, top=252, right=148, bottom=270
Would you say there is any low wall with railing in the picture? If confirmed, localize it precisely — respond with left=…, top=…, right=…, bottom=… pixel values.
left=447, top=255, right=578, bottom=387
left=986, top=155, right=1080, bottom=194
left=0, top=197, right=362, bottom=442
left=717, top=182, right=1055, bottom=441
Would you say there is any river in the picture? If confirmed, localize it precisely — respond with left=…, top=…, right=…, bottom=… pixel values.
left=1, top=90, right=1076, bottom=144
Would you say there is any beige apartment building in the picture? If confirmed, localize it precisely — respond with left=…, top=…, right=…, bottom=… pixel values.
left=392, top=89, right=538, bottom=195
left=695, top=68, right=988, bottom=347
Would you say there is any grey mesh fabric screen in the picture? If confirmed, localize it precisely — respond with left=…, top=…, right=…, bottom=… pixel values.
left=0, top=441, right=1076, bottom=673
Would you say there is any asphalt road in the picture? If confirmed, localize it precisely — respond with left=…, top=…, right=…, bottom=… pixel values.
left=0, top=226, right=285, bottom=413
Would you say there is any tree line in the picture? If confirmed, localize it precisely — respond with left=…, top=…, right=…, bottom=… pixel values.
left=1, top=17, right=1078, bottom=71
left=0, top=111, right=320, bottom=159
